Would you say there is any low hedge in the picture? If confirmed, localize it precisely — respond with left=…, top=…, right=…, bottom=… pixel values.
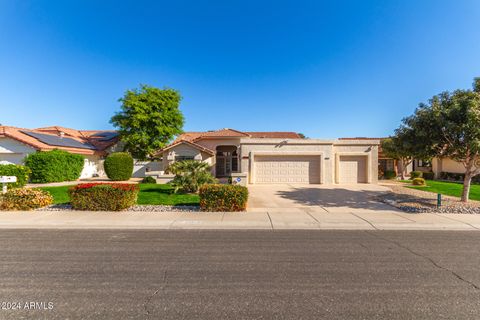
left=0, top=164, right=31, bottom=188
left=410, top=171, right=423, bottom=179
left=24, top=149, right=84, bottom=183
left=199, top=184, right=248, bottom=212
left=0, top=188, right=53, bottom=210
left=412, top=178, right=426, bottom=186
left=68, top=183, right=139, bottom=211
left=440, top=172, right=480, bottom=184
left=422, top=172, right=435, bottom=180
left=104, top=152, right=134, bottom=181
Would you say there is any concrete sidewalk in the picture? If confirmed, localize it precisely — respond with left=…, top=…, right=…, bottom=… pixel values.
left=0, top=209, right=480, bottom=230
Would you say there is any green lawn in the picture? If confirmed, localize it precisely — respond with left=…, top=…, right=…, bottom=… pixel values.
left=39, top=184, right=199, bottom=206
left=405, top=180, right=480, bottom=201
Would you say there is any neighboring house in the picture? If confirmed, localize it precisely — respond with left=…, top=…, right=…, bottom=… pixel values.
left=154, top=128, right=379, bottom=184
left=0, top=126, right=119, bottom=178
left=431, top=157, right=480, bottom=179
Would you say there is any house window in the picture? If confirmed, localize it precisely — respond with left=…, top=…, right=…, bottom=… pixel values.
left=418, top=160, right=431, bottom=167
left=175, top=155, right=195, bottom=161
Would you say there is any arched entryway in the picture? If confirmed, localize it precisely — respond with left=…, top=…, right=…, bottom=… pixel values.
left=215, top=146, right=239, bottom=177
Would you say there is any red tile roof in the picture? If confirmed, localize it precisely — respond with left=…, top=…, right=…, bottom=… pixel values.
left=246, top=132, right=303, bottom=139
left=0, top=125, right=119, bottom=155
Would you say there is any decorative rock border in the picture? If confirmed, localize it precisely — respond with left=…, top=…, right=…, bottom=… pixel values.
left=378, top=182, right=480, bottom=214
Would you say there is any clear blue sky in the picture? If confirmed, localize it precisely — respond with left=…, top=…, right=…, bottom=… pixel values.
left=1, top=1, right=479, bottom=138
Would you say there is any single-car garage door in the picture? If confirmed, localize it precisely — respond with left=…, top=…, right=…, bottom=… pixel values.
left=254, top=155, right=321, bottom=184
left=338, top=155, right=367, bottom=183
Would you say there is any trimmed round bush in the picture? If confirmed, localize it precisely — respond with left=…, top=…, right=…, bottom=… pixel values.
left=199, top=184, right=248, bottom=212
left=410, top=171, right=423, bottom=179
left=104, top=152, right=134, bottom=181
left=0, top=188, right=53, bottom=210
left=383, top=170, right=397, bottom=180
left=412, top=178, right=426, bottom=186
left=141, top=176, right=156, bottom=184
left=24, top=149, right=84, bottom=183
left=69, top=183, right=139, bottom=211
left=0, top=164, right=31, bottom=188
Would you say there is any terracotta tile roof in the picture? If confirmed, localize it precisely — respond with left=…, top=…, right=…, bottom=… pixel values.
left=0, top=125, right=119, bottom=155
left=246, top=132, right=302, bottom=139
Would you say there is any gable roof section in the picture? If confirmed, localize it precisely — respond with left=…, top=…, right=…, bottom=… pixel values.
left=155, top=139, right=215, bottom=156
left=0, top=126, right=119, bottom=155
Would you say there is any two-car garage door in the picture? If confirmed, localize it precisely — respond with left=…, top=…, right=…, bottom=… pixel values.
left=254, top=155, right=321, bottom=184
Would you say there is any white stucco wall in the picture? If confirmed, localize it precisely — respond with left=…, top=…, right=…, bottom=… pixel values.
left=0, top=137, right=35, bottom=164
left=132, top=160, right=163, bottom=177
left=80, top=155, right=105, bottom=179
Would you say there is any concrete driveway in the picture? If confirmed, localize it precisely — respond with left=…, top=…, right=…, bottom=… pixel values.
left=247, top=184, right=396, bottom=213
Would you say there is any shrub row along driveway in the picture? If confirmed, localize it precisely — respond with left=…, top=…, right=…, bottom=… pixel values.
left=40, top=184, right=199, bottom=206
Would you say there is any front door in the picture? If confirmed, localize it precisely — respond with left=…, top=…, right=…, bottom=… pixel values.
left=215, top=146, right=238, bottom=177
left=215, top=156, right=232, bottom=177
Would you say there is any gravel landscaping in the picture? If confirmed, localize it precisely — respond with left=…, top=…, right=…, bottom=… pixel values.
left=378, top=182, right=480, bottom=214
left=39, top=204, right=200, bottom=212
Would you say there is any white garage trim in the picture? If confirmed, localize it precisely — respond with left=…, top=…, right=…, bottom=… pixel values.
left=249, top=151, right=324, bottom=184
left=335, top=153, right=371, bottom=184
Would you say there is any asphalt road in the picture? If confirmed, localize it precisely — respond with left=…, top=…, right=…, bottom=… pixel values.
left=0, top=230, right=479, bottom=320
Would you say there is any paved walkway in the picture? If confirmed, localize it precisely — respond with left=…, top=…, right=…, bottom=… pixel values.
left=0, top=209, right=479, bottom=230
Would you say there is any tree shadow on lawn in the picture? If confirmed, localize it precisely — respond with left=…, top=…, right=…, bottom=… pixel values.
left=275, top=187, right=392, bottom=210
left=140, top=188, right=174, bottom=195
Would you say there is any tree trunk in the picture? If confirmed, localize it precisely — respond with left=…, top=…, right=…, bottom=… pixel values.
left=398, top=159, right=405, bottom=180
left=461, top=173, right=472, bottom=203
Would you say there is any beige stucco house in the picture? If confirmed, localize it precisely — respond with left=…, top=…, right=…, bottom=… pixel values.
left=153, top=128, right=379, bottom=185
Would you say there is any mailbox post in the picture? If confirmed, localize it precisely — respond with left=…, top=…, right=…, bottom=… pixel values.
left=0, top=176, right=17, bottom=194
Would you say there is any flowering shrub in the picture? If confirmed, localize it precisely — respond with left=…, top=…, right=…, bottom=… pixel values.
left=0, top=188, right=53, bottom=210
left=68, top=183, right=139, bottom=211
left=199, top=184, right=248, bottom=212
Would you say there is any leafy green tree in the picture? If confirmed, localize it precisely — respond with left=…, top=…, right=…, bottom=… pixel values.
left=166, top=160, right=217, bottom=193
left=110, top=85, right=184, bottom=160
left=398, top=77, right=480, bottom=202
left=381, top=136, right=413, bottom=180
left=297, top=133, right=307, bottom=139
